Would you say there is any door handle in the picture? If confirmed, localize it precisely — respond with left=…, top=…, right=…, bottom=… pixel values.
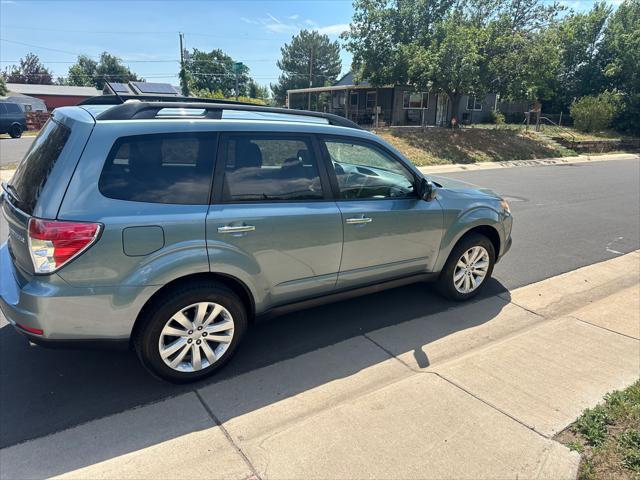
left=345, top=217, right=372, bottom=225
left=217, top=225, right=256, bottom=234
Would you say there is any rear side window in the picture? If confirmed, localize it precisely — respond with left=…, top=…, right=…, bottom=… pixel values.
left=5, top=103, right=22, bottom=113
left=99, top=133, right=216, bottom=204
left=9, top=118, right=70, bottom=214
left=221, top=134, right=324, bottom=202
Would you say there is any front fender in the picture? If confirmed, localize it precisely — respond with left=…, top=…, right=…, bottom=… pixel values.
left=433, top=205, right=504, bottom=272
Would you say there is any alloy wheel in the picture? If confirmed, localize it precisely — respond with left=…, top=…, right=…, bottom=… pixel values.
left=158, top=302, right=235, bottom=372
left=453, top=246, right=490, bottom=294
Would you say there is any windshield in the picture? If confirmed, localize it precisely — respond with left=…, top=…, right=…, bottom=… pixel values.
left=9, top=118, right=71, bottom=214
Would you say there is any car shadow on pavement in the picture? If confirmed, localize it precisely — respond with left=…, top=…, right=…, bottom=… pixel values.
left=0, top=279, right=510, bottom=452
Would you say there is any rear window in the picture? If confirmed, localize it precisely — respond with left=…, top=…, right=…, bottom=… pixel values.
left=9, top=118, right=70, bottom=214
left=99, top=133, right=216, bottom=204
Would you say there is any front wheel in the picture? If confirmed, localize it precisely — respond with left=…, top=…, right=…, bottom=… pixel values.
left=9, top=124, right=22, bottom=138
left=134, top=282, right=248, bottom=383
left=436, top=233, right=495, bottom=301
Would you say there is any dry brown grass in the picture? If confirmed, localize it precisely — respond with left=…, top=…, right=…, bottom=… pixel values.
left=374, top=127, right=576, bottom=166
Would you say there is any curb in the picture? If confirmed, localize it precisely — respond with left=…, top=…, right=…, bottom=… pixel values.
left=418, top=153, right=639, bottom=175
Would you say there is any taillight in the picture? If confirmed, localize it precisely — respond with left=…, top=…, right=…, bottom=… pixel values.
left=28, top=218, right=102, bottom=274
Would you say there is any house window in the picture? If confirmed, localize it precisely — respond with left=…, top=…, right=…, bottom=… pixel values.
left=350, top=92, right=359, bottom=107
left=366, top=91, right=376, bottom=109
left=403, top=91, right=429, bottom=109
left=467, top=96, right=482, bottom=111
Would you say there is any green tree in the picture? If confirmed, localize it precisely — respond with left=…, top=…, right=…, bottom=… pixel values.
left=271, top=30, right=342, bottom=106
left=570, top=91, right=621, bottom=132
left=185, top=49, right=249, bottom=97
left=65, top=55, right=98, bottom=87
left=0, top=77, right=8, bottom=96
left=344, top=0, right=564, bottom=112
left=547, top=2, right=612, bottom=110
left=405, top=11, right=483, bottom=117
left=3, top=53, right=53, bottom=84
left=248, top=80, right=269, bottom=100
left=63, top=53, right=140, bottom=89
left=598, top=0, right=640, bottom=133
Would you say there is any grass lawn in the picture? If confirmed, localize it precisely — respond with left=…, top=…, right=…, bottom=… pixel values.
left=374, top=127, right=576, bottom=166
left=469, top=122, right=637, bottom=142
left=556, top=381, right=640, bottom=479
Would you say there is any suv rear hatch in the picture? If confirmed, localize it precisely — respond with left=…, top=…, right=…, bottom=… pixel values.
left=2, top=108, right=95, bottom=278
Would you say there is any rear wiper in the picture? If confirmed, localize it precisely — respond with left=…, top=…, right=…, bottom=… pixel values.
left=1, top=182, right=21, bottom=202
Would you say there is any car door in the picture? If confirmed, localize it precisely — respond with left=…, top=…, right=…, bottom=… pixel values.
left=0, top=103, right=8, bottom=131
left=321, top=136, right=443, bottom=289
left=206, top=132, right=343, bottom=309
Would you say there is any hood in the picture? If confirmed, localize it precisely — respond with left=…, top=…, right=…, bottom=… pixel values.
left=429, top=174, right=502, bottom=200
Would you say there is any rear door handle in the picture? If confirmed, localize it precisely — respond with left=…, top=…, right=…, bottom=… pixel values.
left=345, top=217, right=372, bottom=225
left=217, top=225, right=256, bottom=234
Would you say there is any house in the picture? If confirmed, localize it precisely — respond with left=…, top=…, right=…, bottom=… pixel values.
left=6, top=83, right=101, bottom=111
left=286, top=72, right=507, bottom=127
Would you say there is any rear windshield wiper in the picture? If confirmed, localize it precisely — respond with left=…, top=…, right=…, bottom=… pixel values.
left=1, top=182, right=22, bottom=203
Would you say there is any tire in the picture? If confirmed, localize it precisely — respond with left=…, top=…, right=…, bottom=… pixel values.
left=9, top=124, right=22, bottom=139
left=134, top=282, right=248, bottom=383
left=435, top=233, right=495, bottom=301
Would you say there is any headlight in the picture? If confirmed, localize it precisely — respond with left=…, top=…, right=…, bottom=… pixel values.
left=500, top=199, right=511, bottom=214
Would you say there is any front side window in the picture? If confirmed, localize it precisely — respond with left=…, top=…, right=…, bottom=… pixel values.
left=99, top=133, right=215, bottom=204
left=325, top=139, right=415, bottom=200
left=222, top=135, right=324, bottom=202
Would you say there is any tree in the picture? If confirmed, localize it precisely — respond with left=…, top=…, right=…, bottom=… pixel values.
left=598, top=0, right=640, bottom=132
left=3, top=53, right=53, bottom=84
left=548, top=2, right=612, bottom=110
left=271, top=30, right=342, bottom=106
left=63, top=52, right=140, bottom=89
left=405, top=11, right=483, bottom=116
left=65, top=55, right=98, bottom=87
left=0, top=77, right=8, bottom=96
left=185, top=49, right=250, bottom=97
left=248, top=80, right=269, bottom=100
left=344, top=0, right=564, bottom=112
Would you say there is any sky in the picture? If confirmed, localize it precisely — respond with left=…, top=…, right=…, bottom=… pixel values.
left=0, top=0, right=610, bottom=92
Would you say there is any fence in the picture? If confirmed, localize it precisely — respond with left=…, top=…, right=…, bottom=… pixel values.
left=26, top=111, right=50, bottom=131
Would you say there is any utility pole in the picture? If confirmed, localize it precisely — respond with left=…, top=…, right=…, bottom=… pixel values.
left=308, top=47, right=313, bottom=110
left=179, top=32, right=189, bottom=96
left=233, top=62, right=243, bottom=101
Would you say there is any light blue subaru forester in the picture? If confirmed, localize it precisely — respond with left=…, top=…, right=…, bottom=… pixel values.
left=0, top=96, right=512, bottom=382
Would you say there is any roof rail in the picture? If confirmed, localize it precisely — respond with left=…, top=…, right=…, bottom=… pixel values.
left=79, top=94, right=363, bottom=129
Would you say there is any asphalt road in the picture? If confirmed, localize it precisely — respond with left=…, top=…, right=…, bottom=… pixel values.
left=0, top=158, right=638, bottom=448
left=0, top=136, right=34, bottom=168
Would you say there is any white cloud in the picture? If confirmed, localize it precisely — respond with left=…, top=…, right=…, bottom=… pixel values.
left=288, top=14, right=300, bottom=20
left=317, top=23, right=349, bottom=35
left=240, top=17, right=260, bottom=25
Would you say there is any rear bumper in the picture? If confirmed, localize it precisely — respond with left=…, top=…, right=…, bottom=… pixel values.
left=0, top=242, right=155, bottom=347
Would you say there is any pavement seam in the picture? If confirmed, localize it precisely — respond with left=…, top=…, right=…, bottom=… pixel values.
left=362, top=332, right=552, bottom=440
left=566, top=314, right=640, bottom=341
left=193, top=389, right=262, bottom=480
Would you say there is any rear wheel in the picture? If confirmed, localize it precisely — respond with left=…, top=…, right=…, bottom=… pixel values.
left=9, top=124, right=22, bottom=138
left=436, top=233, right=495, bottom=301
left=134, top=282, right=248, bottom=383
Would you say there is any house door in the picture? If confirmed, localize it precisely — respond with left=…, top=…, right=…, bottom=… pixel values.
left=436, top=94, right=449, bottom=126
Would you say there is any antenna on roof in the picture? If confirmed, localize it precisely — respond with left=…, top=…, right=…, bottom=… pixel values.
left=103, top=78, right=124, bottom=104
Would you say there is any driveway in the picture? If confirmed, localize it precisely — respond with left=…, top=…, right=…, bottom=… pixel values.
left=0, top=136, right=33, bottom=168
left=0, top=157, right=638, bottom=450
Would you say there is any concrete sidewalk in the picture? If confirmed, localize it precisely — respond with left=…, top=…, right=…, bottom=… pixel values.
left=1, top=252, right=638, bottom=479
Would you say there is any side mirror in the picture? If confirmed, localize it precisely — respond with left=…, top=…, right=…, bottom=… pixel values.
left=419, top=178, right=435, bottom=201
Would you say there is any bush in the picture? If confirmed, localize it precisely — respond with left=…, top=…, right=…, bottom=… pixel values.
left=490, top=110, right=506, bottom=126
left=570, top=91, right=621, bottom=133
